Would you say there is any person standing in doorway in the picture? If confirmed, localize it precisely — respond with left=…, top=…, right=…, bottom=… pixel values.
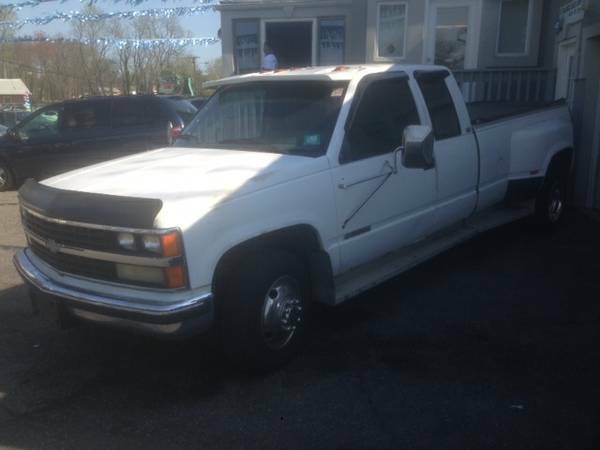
left=262, top=42, right=278, bottom=71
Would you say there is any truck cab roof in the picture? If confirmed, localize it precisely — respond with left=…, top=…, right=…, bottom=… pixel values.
left=203, top=64, right=449, bottom=88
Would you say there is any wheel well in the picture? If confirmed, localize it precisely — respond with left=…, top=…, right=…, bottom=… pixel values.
left=547, top=148, right=573, bottom=179
left=212, top=225, right=335, bottom=305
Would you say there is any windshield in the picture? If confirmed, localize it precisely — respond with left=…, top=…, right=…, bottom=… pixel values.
left=177, top=81, right=348, bottom=157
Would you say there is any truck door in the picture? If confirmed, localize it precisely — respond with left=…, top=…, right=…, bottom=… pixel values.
left=331, top=73, right=438, bottom=273
left=414, top=70, right=478, bottom=231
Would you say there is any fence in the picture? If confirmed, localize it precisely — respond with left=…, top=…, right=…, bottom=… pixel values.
left=453, top=69, right=557, bottom=104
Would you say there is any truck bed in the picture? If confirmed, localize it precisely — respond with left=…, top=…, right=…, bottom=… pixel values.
left=467, top=101, right=564, bottom=126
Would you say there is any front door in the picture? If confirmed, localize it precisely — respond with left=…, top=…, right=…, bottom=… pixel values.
left=555, top=40, right=577, bottom=103
left=331, top=73, right=437, bottom=273
left=10, top=105, right=68, bottom=180
left=264, top=21, right=315, bottom=69
left=426, top=0, right=480, bottom=70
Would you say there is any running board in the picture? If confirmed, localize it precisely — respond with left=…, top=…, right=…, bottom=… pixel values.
left=333, top=203, right=534, bottom=304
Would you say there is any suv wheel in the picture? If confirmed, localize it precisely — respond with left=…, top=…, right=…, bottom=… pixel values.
left=218, top=250, right=309, bottom=370
left=0, top=162, right=13, bottom=192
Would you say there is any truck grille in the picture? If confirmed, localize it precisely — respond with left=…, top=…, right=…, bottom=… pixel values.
left=29, top=240, right=117, bottom=282
left=21, top=208, right=120, bottom=282
left=21, top=208, right=118, bottom=252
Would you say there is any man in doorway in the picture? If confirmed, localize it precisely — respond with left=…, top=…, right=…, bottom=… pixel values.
left=262, top=42, right=279, bottom=71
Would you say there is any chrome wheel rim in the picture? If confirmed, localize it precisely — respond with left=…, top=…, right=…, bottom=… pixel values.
left=261, top=275, right=303, bottom=350
left=0, top=166, right=6, bottom=189
left=548, top=185, right=564, bottom=223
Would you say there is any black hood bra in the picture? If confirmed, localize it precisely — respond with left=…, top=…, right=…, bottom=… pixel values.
left=19, top=179, right=163, bottom=229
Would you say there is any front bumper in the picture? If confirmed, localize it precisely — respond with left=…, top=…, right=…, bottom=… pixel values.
left=13, top=249, right=214, bottom=337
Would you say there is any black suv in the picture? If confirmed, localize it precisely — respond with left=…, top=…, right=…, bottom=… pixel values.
left=0, top=95, right=197, bottom=191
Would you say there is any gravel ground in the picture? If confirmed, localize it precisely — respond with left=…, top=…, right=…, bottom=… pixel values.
left=0, top=190, right=599, bottom=450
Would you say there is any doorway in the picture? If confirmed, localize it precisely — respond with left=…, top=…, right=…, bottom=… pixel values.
left=426, top=0, right=480, bottom=69
left=263, top=21, right=315, bottom=69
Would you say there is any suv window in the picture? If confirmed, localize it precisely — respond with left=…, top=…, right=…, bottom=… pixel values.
left=342, top=76, right=420, bottom=163
left=63, top=101, right=110, bottom=131
left=112, top=98, right=157, bottom=127
left=416, top=75, right=461, bottom=140
left=17, top=106, right=63, bottom=140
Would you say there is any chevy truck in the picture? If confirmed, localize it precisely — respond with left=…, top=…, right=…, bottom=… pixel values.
left=14, top=65, right=574, bottom=368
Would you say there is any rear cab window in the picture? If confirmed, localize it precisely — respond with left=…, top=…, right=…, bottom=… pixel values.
left=415, top=72, right=461, bottom=140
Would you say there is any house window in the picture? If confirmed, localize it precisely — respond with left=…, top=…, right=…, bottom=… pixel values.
left=234, top=19, right=260, bottom=74
left=497, top=0, right=531, bottom=55
left=376, top=2, right=407, bottom=59
left=319, top=17, right=345, bottom=66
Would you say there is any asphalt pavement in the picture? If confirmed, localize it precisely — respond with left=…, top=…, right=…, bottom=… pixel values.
left=0, top=190, right=599, bottom=450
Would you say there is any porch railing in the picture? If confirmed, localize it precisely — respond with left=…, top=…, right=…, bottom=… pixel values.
left=453, top=69, right=557, bottom=104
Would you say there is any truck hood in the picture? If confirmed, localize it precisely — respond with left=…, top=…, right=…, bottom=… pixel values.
left=42, top=147, right=330, bottom=229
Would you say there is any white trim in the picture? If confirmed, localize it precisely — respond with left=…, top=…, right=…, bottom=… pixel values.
left=260, top=18, right=318, bottom=67
left=496, top=0, right=534, bottom=57
left=374, top=1, right=409, bottom=62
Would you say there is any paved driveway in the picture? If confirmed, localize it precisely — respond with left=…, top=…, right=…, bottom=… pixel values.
left=0, top=191, right=599, bottom=450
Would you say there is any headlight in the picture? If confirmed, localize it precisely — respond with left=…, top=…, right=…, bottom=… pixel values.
left=117, top=232, right=136, bottom=251
left=114, top=230, right=186, bottom=289
left=142, top=235, right=161, bottom=253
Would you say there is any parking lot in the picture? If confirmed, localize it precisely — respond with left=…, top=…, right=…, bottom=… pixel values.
left=0, top=190, right=599, bottom=450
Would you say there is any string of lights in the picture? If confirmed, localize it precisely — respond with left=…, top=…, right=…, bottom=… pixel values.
left=0, top=3, right=217, bottom=28
left=0, top=0, right=215, bottom=10
left=0, top=35, right=220, bottom=49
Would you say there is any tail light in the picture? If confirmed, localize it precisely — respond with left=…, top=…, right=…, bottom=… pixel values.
left=168, top=122, right=183, bottom=145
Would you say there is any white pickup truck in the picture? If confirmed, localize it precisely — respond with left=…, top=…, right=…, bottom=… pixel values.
left=14, top=65, right=574, bottom=367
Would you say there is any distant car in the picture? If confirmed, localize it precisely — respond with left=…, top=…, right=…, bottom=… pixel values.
left=0, top=95, right=197, bottom=191
left=0, top=124, right=7, bottom=136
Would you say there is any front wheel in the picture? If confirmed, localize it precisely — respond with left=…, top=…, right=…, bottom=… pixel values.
left=0, top=162, right=14, bottom=192
left=218, top=250, right=309, bottom=370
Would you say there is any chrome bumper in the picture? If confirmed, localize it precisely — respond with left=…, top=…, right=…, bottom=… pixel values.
left=13, top=249, right=214, bottom=337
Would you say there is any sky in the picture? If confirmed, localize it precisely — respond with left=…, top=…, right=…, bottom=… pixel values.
left=14, top=0, right=223, bottom=66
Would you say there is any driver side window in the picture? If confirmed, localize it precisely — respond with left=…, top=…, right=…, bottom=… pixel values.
left=341, top=76, right=420, bottom=164
left=18, top=107, right=63, bottom=141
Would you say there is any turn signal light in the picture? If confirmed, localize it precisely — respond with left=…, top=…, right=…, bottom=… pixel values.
left=161, top=232, right=182, bottom=257
left=165, top=265, right=186, bottom=289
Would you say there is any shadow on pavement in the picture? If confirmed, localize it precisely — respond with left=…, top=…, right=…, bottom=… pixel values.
left=0, top=212, right=598, bottom=449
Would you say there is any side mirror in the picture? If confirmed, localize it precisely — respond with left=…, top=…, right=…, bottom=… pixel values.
left=401, top=125, right=435, bottom=170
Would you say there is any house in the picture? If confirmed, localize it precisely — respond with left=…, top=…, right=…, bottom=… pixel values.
left=0, top=79, right=31, bottom=110
left=218, top=0, right=549, bottom=75
left=217, top=0, right=600, bottom=209
left=551, top=0, right=600, bottom=209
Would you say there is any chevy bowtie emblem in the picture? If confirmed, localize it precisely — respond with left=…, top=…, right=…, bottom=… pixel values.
left=46, top=239, right=60, bottom=254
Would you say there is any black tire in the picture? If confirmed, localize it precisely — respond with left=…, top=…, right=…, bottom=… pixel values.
left=535, top=169, right=567, bottom=226
left=218, top=250, right=310, bottom=370
left=0, top=161, right=14, bottom=192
